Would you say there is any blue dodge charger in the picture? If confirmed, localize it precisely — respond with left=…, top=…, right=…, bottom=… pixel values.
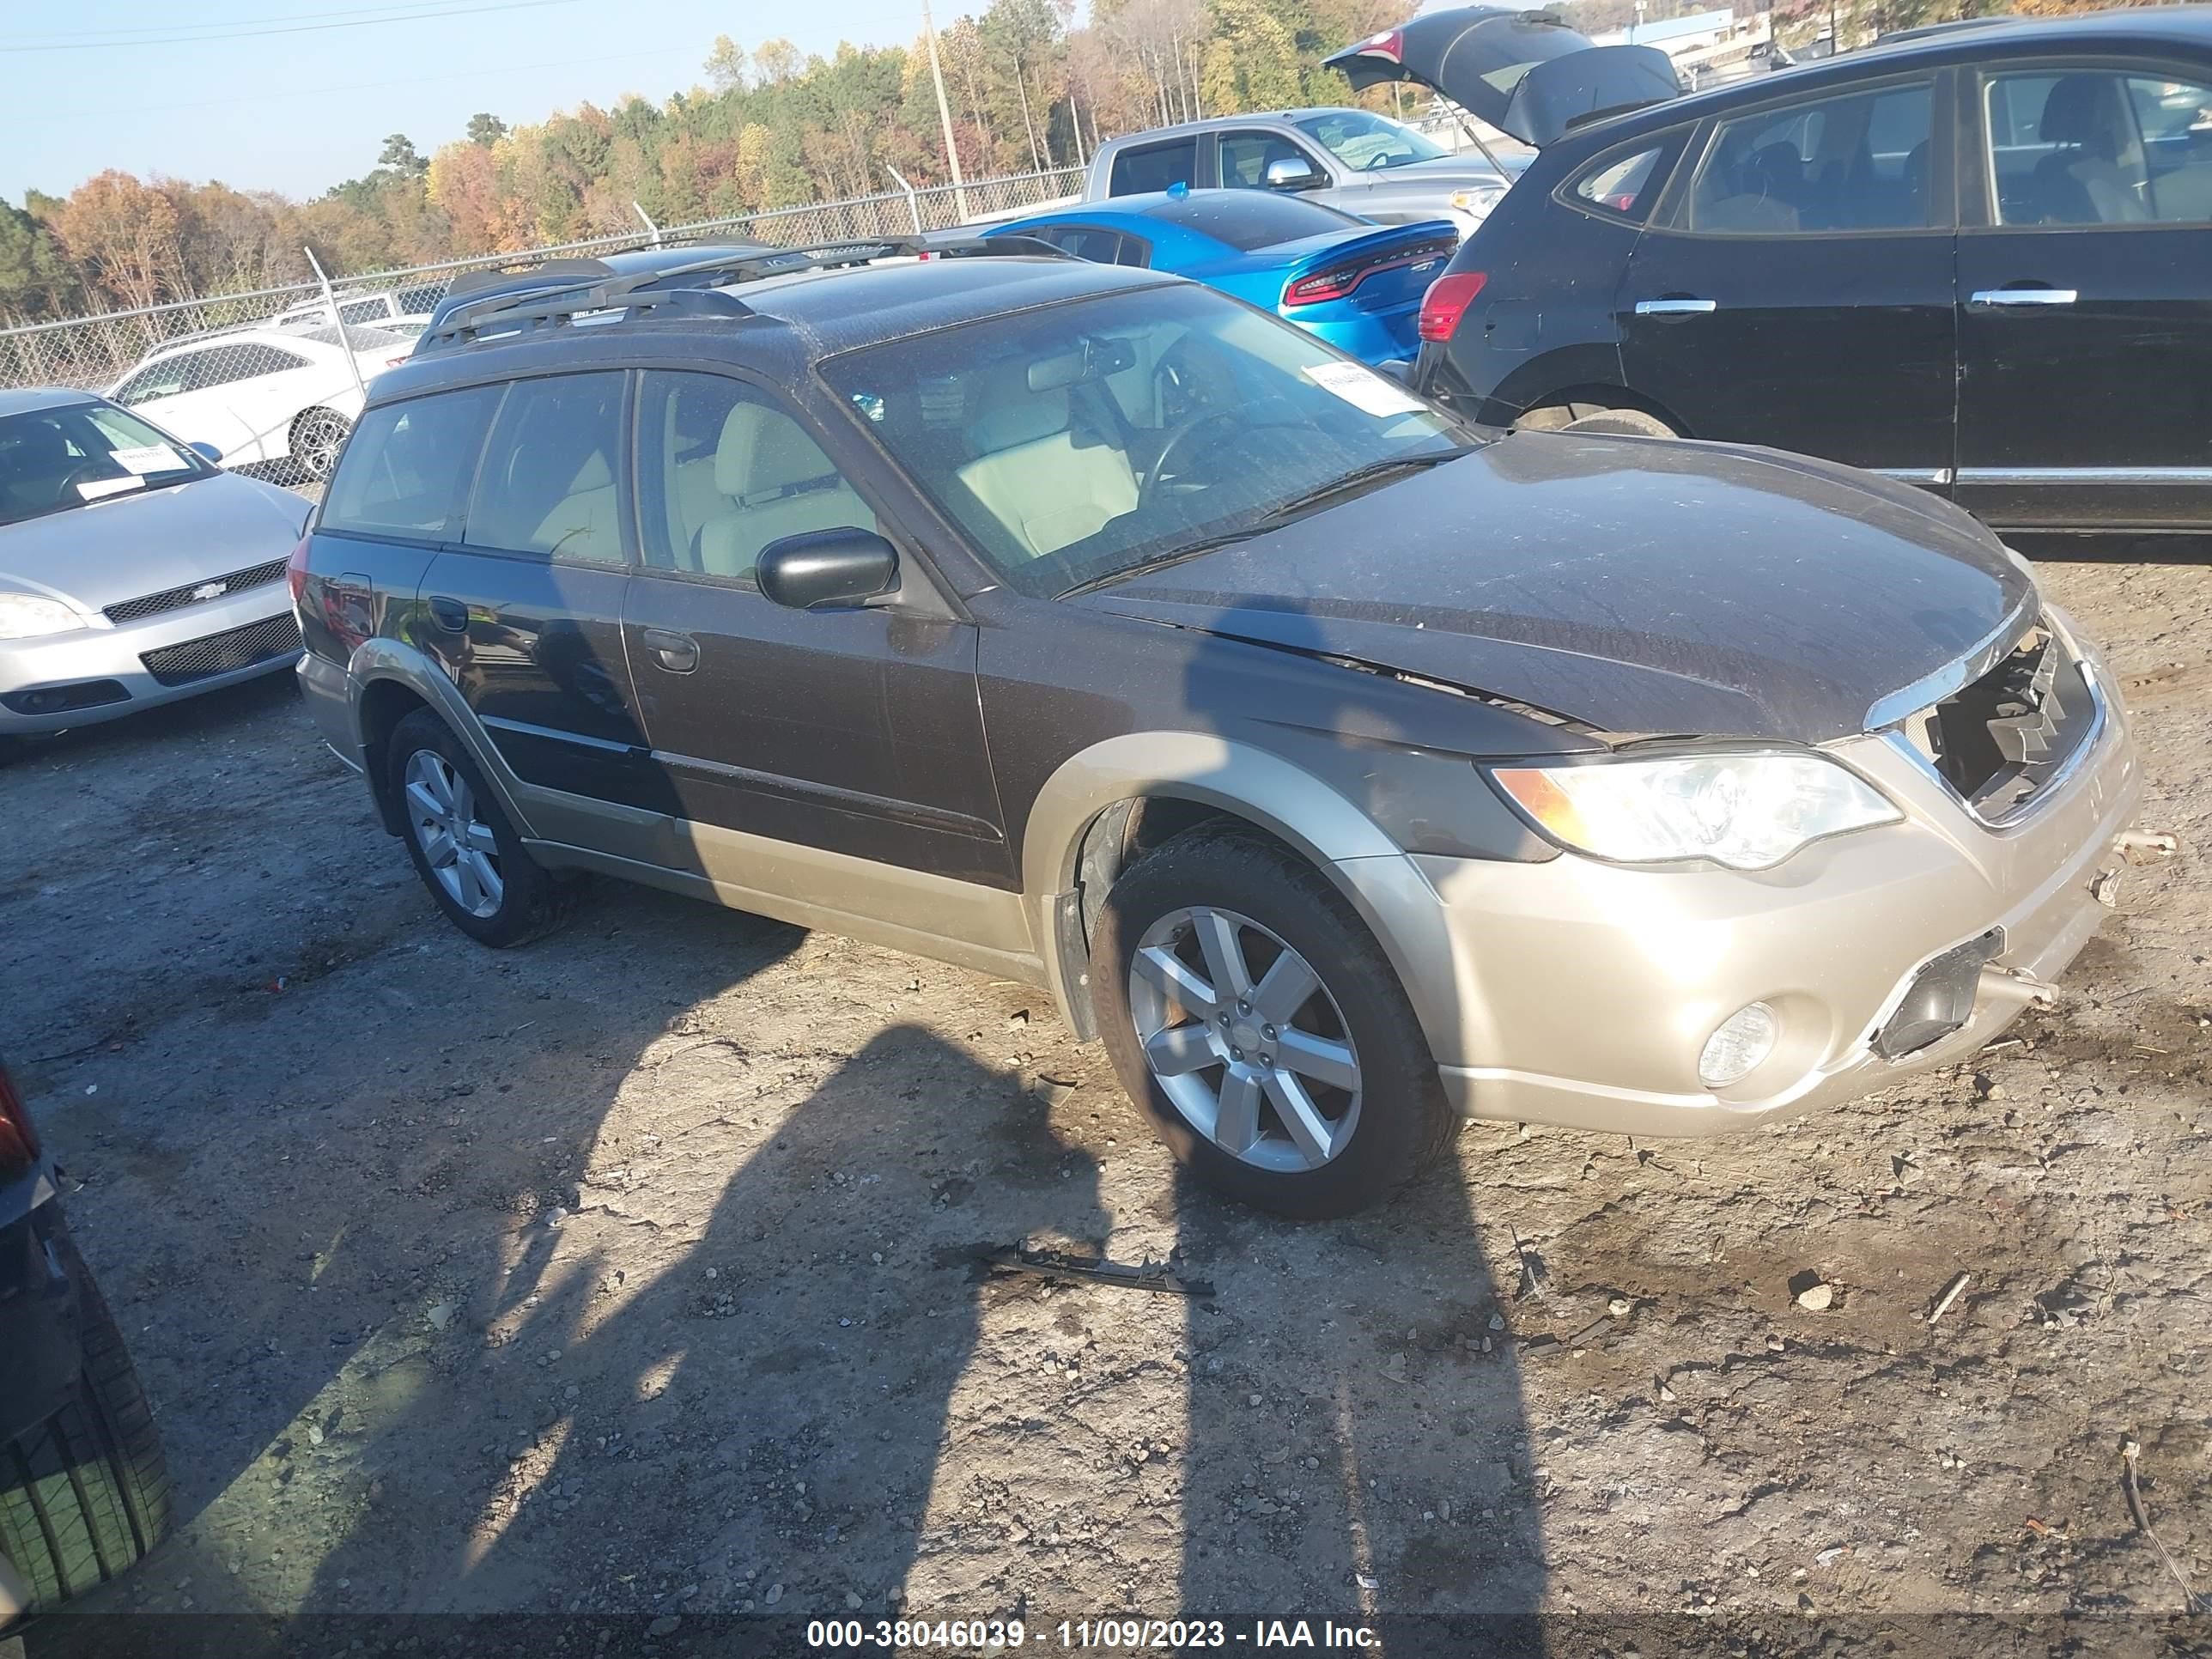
left=988, top=187, right=1458, bottom=368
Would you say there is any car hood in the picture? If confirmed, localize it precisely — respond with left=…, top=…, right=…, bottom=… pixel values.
left=1068, top=432, right=2036, bottom=746
left=1324, top=7, right=1680, bottom=146
left=0, top=470, right=307, bottom=615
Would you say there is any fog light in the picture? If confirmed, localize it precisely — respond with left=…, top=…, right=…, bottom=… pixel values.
left=1699, top=1002, right=1778, bottom=1089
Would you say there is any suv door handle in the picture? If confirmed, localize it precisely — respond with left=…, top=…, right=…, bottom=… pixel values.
left=427, top=596, right=469, bottom=632
left=641, top=628, right=699, bottom=674
left=1969, top=288, right=2077, bottom=307
left=1634, top=297, right=1717, bottom=316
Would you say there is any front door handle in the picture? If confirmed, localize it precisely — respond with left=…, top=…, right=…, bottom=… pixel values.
left=1634, top=297, right=1717, bottom=316
left=1969, top=288, right=2077, bottom=307
left=427, top=595, right=468, bottom=633
left=640, top=628, right=699, bottom=674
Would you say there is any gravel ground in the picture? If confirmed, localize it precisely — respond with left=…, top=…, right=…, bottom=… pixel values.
left=2, top=555, right=2207, bottom=1651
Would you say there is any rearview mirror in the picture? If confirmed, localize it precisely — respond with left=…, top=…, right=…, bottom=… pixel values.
left=757, top=527, right=899, bottom=611
left=1264, top=155, right=1323, bottom=191
left=186, top=441, right=223, bottom=464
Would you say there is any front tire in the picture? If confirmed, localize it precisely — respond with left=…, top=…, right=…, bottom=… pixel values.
left=1092, top=825, right=1455, bottom=1219
left=386, top=708, right=572, bottom=948
left=0, top=1229, right=172, bottom=1620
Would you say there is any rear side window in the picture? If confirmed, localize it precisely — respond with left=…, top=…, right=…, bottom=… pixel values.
left=464, top=372, right=629, bottom=565
left=1016, top=225, right=1147, bottom=265
left=1570, top=142, right=1670, bottom=221
left=1146, top=191, right=1363, bottom=250
left=320, top=385, right=501, bottom=541
left=1689, top=81, right=1936, bottom=233
left=1109, top=138, right=1198, bottom=195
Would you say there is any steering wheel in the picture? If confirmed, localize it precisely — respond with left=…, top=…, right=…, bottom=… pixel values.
left=54, top=463, right=112, bottom=502
left=1139, top=409, right=1245, bottom=510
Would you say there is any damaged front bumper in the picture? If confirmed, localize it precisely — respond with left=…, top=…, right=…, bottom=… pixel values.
left=1346, top=636, right=2154, bottom=1139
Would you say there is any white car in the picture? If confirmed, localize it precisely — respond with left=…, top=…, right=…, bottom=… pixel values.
left=272, top=288, right=434, bottom=337
left=106, top=323, right=414, bottom=481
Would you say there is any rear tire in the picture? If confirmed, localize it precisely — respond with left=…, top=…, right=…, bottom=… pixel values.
left=0, top=1229, right=172, bottom=1620
left=289, top=407, right=352, bottom=482
left=1515, top=401, right=1680, bottom=439
left=387, top=708, right=573, bottom=948
left=1092, top=825, right=1455, bottom=1220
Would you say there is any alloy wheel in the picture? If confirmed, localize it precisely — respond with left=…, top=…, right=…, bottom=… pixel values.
left=295, top=412, right=349, bottom=480
left=1127, top=906, right=1362, bottom=1173
left=403, top=748, right=503, bottom=919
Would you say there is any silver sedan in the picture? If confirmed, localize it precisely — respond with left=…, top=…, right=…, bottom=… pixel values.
left=0, top=388, right=311, bottom=740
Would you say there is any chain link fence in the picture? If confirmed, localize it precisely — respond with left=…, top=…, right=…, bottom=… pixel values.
left=0, top=165, right=1084, bottom=477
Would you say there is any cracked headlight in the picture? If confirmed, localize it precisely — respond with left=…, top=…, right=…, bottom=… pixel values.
left=0, top=592, right=86, bottom=641
left=1488, top=750, right=1901, bottom=871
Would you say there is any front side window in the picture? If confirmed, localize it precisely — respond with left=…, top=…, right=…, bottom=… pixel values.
left=1984, top=68, right=2212, bottom=225
left=1689, top=81, right=1935, bottom=233
left=635, top=371, right=877, bottom=584
left=320, top=384, right=501, bottom=541
left=1218, top=130, right=1321, bottom=189
left=1108, top=139, right=1198, bottom=196
left=465, top=373, right=628, bottom=564
left=115, top=357, right=194, bottom=405
left=1292, top=109, right=1450, bottom=172
left=820, top=284, right=1474, bottom=599
left=0, top=401, right=216, bottom=527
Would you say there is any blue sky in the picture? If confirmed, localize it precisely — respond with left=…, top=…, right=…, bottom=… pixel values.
left=4, top=0, right=938, bottom=203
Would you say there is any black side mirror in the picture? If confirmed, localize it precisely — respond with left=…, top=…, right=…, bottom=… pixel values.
left=757, top=527, right=899, bottom=611
left=186, top=441, right=223, bottom=464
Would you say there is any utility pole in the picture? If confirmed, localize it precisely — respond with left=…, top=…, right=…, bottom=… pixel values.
left=921, top=0, right=971, bottom=221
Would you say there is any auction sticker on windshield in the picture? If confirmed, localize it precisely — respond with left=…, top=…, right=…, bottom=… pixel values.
left=107, top=443, right=185, bottom=475
left=77, top=477, right=145, bottom=501
left=1302, top=361, right=1426, bottom=419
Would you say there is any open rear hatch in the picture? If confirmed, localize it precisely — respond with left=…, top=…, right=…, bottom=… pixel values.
left=1323, top=6, right=1682, bottom=147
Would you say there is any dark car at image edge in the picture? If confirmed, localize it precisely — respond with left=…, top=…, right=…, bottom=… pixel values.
left=0, top=1056, right=173, bottom=1627
left=1397, top=7, right=2212, bottom=543
left=295, top=239, right=2145, bottom=1219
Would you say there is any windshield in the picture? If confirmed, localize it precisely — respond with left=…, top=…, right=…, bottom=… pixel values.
left=1293, top=110, right=1451, bottom=171
left=0, top=401, right=214, bottom=528
left=819, top=284, right=1471, bottom=599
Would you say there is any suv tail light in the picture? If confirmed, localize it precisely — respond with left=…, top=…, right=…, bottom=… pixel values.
left=286, top=533, right=313, bottom=605
left=0, top=1060, right=38, bottom=1181
left=1418, top=270, right=1488, bottom=343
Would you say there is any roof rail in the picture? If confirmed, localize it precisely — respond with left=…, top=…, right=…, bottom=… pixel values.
left=416, top=233, right=1073, bottom=356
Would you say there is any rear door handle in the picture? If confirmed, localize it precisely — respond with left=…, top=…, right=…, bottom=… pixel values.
left=427, top=595, right=469, bottom=633
left=641, top=628, right=699, bottom=674
left=1969, top=288, right=2077, bottom=307
left=1634, top=298, right=1717, bottom=316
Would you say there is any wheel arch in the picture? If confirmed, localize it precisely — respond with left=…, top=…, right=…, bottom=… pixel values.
left=1509, top=380, right=1690, bottom=436
left=348, top=638, right=537, bottom=841
left=1021, top=733, right=1447, bottom=1046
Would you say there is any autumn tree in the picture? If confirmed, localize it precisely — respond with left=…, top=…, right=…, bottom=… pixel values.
left=52, top=172, right=184, bottom=309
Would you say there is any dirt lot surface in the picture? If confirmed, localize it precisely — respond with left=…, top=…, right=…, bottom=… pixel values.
left=3, top=555, right=2208, bottom=1652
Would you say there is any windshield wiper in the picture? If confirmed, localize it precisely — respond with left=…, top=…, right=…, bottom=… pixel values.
left=1055, top=526, right=1274, bottom=599
left=1253, top=450, right=1461, bottom=528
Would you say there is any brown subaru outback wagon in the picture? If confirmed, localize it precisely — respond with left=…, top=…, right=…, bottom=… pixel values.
left=295, top=240, right=2144, bottom=1217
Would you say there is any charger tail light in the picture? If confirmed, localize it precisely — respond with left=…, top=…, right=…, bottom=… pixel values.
left=286, top=533, right=313, bottom=605
left=1283, top=236, right=1456, bottom=309
left=1418, top=270, right=1488, bottom=343
left=0, top=1061, right=39, bottom=1180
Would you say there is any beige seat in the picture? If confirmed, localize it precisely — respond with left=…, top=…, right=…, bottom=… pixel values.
left=529, top=451, right=623, bottom=563
left=696, top=402, right=875, bottom=580
left=953, top=384, right=1137, bottom=560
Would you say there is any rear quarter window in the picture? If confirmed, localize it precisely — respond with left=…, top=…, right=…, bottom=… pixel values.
left=320, top=384, right=502, bottom=542
left=1564, top=135, right=1682, bottom=222
left=1109, top=139, right=1199, bottom=195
